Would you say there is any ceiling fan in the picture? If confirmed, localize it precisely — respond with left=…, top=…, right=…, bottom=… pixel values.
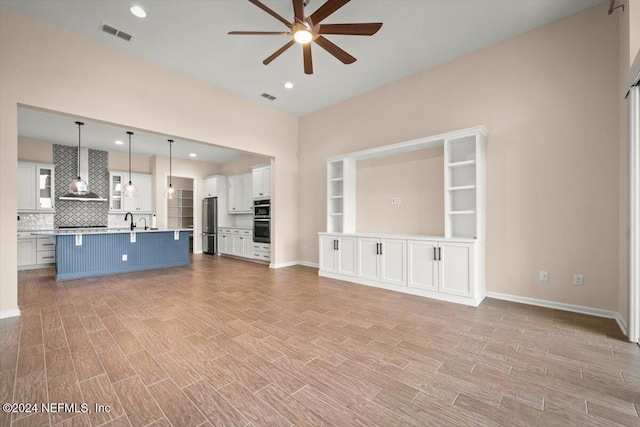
left=228, top=0, right=382, bottom=75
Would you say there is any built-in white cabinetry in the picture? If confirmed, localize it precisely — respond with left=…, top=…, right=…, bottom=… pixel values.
left=253, top=242, right=271, bottom=262
left=407, top=240, right=474, bottom=297
left=218, top=228, right=256, bottom=260
left=358, top=238, right=406, bottom=286
left=18, top=232, right=55, bottom=270
left=320, top=126, right=487, bottom=307
left=110, top=172, right=153, bottom=213
left=252, top=165, right=271, bottom=199
left=18, top=162, right=55, bottom=212
left=326, top=159, right=355, bottom=233
left=407, top=240, right=438, bottom=290
left=444, top=133, right=486, bottom=239
left=319, top=235, right=357, bottom=277
left=320, top=233, right=482, bottom=306
left=227, top=173, right=252, bottom=214
left=17, top=237, right=36, bottom=267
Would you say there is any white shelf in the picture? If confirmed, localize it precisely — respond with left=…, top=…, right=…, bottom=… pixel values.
left=448, top=160, right=476, bottom=168
left=447, top=185, right=476, bottom=191
left=330, top=213, right=343, bottom=216
left=448, top=210, right=476, bottom=215
left=329, top=177, right=344, bottom=182
left=330, top=195, right=343, bottom=199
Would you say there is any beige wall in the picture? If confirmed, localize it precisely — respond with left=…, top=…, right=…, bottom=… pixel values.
left=356, top=148, right=444, bottom=235
left=299, top=3, right=620, bottom=311
left=0, top=7, right=299, bottom=315
left=219, top=153, right=270, bottom=176
left=17, top=138, right=52, bottom=163
left=108, top=152, right=152, bottom=174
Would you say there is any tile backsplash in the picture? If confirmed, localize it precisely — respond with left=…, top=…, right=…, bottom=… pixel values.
left=54, top=145, right=109, bottom=228
left=17, top=213, right=54, bottom=230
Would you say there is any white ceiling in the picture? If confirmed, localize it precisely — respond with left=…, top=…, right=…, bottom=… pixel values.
left=18, top=107, right=250, bottom=164
left=1, top=0, right=602, bottom=117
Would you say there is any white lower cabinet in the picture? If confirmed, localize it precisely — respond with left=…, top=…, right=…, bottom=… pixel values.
left=253, top=243, right=271, bottom=262
left=408, top=239, right=474, bottom=297
left=438, top=242, right=474, bottom=297
left=18, top=239, right=36, bottom=267
left=219, top=233, right=229, bottom=254
left=218, top=228, right=258, bottom=261
left=18, top=234, right=55, bottom=270
left=319, top=235, right=357, bottom=277
left=320, top=233, right=481, bottom=306
left=358, top=238, right=406, bottom=286
left=407, top=240, right=438, bottom=290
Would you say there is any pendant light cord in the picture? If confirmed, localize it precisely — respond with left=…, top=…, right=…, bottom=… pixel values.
left=127, top=131, right=134, bottom=184
left=168, top=139, right=173, bottom=187
left=75, top=121, right=84, bottom=178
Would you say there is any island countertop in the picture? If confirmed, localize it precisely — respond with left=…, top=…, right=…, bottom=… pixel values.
left=32, top=228, right=192, bottom=236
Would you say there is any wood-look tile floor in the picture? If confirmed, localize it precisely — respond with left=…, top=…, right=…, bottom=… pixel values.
left=2, top=255, right=639, bottom=427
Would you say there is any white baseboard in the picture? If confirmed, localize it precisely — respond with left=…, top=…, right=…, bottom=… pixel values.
left=269, top=261, right=300, bottom=269
left=296, top=261, right=319, bottom=268
left=0, top=308, right=21, bottom=319
left=269, top=260, right=320, bottom=269
left=486, top=291, right=627, bottom=335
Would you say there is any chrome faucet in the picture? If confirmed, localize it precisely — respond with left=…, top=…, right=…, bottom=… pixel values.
left=137, top=218, right=148, bottom=230
left=124, top=212, right=136, bottom=231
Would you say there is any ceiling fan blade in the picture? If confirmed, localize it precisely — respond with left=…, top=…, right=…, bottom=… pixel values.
left=229, top=31, right=290, bottom=35
left=314, top=35, right=356, bottom=64
left=318, top=23, right=382, bottom=36
left=303, top=43, right=313, bottom=74
left=293, top=0, right=304, bottom=23
left=249, top=0, right=293, bottom=28
left=263, top=40, right=296, bottom=65
left=310, top=0, right=350, bottom=25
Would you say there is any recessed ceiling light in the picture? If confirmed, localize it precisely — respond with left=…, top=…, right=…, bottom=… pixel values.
left=284, top=82, right=294, bottom=89
left=130, top=6, right=147, bottom=18
left=115, top=140, right=124, bottom=145
left=189, top=153, right=197, bottom=157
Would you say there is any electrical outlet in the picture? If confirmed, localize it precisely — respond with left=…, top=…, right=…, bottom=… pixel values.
left=391, top=197, right=397, bottom=204
left=539, top=271, right=549, bottom=282
left=122, top=254, right=127, bottom=261
left=573, top=274, right=583, bottom=286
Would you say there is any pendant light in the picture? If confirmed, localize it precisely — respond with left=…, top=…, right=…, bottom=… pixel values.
left=165, top=139, right=176, bottom=199
left=68, top=121, right=88, bottom=195
left=122, top=131, right=138, bottom=197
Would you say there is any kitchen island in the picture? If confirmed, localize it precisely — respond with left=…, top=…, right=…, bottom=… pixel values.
left=35, top=228, right=191, bottom=281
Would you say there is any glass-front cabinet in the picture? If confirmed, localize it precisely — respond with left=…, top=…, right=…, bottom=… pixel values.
left=37, top=165, right=54, bottom=209
left=110, top=172, right=124, bottom=211
left=18, top=162, right=55, bottom=212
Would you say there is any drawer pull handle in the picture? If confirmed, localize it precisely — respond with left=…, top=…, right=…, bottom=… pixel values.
left=42, top=256, right=54, bottom=259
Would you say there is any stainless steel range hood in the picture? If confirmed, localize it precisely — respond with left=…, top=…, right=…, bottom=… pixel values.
left=59, top=148, right=108, bottom=202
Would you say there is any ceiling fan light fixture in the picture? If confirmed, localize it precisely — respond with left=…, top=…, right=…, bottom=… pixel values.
left=293, top=29, right=312, bottom=44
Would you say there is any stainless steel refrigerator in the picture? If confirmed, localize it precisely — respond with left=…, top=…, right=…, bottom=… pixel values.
left=202, top=197, right=217, bottom=254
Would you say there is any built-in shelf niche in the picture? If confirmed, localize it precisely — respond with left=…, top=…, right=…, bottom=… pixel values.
left=326, top=126, right=487, bottom=240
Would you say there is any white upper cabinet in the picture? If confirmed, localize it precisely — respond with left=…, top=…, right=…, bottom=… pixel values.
left=227, top=173, right=252, bottom=214
left=203, top=176, right=219, bottom=198
left=18, top=162, right=55, bottom=212
left=252, top=165, right=271, bottom=199
left=110, top=171, right=153, bottom=213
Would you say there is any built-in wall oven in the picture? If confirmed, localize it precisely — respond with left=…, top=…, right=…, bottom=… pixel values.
left=253, top=199, right=270, bottom=243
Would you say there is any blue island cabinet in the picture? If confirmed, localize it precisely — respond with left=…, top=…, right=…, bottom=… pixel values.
left=54, top=230, right=190, bottom=281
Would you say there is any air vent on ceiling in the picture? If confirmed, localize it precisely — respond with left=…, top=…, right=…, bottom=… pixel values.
left=261, top=93, right=277, bottom=101
left=100, top=23, right=133, bottom=42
